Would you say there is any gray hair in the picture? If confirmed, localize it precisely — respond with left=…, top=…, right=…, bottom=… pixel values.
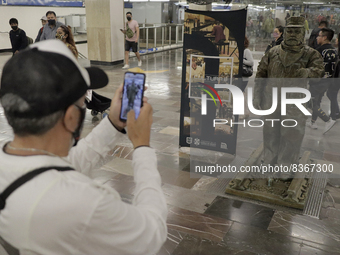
left=1, top=94, right=64, bottom=136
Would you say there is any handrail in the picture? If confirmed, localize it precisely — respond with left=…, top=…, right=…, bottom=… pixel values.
left=134, top=24, right=184, bottom=55
left=139, top=26, right=163, bottom=29
left=78, top=52, right=87, bottom=59
left=140, top=24, right=184, bottom=29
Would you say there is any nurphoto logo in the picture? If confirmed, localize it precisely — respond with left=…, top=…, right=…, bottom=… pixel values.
left=201, top=84, right=311, bottom=128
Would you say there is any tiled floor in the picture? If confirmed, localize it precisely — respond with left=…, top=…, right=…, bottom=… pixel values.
left=1, top=47, right=340, bottom=255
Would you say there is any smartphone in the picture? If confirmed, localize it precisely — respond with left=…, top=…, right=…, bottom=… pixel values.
left=120, top=72, right=146, bottom=121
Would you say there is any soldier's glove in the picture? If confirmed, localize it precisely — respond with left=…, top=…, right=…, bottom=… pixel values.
left=296, top=68, right=309, bottom=78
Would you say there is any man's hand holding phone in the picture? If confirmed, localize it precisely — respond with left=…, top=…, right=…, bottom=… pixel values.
left=127, top=103, right=153, bottom=148
left=120, top=72, right=146, bottom=121
left=108, top=84, right=126, bottom=131
left=108, top=82, right=148, bottom=133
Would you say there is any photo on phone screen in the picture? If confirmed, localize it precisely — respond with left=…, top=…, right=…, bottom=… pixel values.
left=120, top=72, right=145, bottom=121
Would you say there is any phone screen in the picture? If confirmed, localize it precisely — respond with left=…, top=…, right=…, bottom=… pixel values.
left=120, top=72, right=145, bottom=121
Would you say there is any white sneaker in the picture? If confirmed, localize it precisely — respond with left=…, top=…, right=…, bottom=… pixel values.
left=122, top=64, right=129, bottom=69
left=306, top=121, right=318, bottom=129
left=324, top=119, right=336, bottom=134
left=138, top=60, right=142, bottom=67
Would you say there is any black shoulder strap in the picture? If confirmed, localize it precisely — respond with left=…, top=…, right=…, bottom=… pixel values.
left=0, top=235, right=19, bottom=255
left=0, top=166, right=74, bottom=211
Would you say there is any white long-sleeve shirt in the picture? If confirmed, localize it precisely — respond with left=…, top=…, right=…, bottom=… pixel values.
left=0, top=117, right=167, bottom=255
left=243, top=48, right=254, bottom=67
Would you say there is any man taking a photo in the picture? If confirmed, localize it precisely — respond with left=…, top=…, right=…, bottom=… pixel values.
left=0, top=40, right=167, bottom=255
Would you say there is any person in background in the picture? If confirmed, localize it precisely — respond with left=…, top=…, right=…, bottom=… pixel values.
left=9, top=18, right=27, bottom=55
left=308, top=20, right=329, bottom=49
left=285, top=12, right=290, bottom=26
left=243, top=36, right=254, bottom=83
left=262, top=13, right=275, bottom=39
left=326, top=32, right=340, bottom=120
left=35, top=16, right=48, bottom=43
left=307, top=28, right=337, bottom=133
left=246, top=17, right=254, bottom=33
left=211, top=21, right=226, bottom=53
left=40, top=11, right=64, bottom=41
left=184, top=19, right=191, bottom=34
left=240, top=36, right=254, bottom=119
left=258, top=14, right=264, bottom=37
left=305, top=17, right=309, bottom=34
left=265, top=26, right=284, bottom=53
left=300, top=14, right=310, bottom=34
left=193, top=17, right=199, bottom=28
left=56, top=25, right=78, bottom=58
left=121, top=12, right=141, bottom=69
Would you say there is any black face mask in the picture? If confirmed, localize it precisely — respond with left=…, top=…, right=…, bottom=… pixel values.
left=127, top=17, right=132, bottom=21
left=11, top=26, right=18, bottom=31
left=48, top=19, right=56, bottom=26
left=72, top=104, right=86, bottom=146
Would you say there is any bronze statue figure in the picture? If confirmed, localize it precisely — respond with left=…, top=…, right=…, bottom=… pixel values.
left=253, top=17, right=324, bottom=167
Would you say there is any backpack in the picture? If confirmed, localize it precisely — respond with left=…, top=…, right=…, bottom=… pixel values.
left=18, top=29, right=33, bottom=47
left=27, top=36, right=33, bottom=46
left=126, top=22, right=135, bottom=39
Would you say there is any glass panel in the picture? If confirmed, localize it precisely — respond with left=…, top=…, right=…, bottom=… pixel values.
left=246, top=4, right=339, bottom=52
left=156, top=27, right=163, bottom=48
left=171, top=25, right=177, bottom=44
left=164, top=26, right=170, bottom=45
left=138, top=28, right=147, bottom=52
left=178, top=25, right=184, bottom=43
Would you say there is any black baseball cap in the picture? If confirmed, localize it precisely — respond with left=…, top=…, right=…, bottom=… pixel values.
left=0, top=40, right=108, bottom=118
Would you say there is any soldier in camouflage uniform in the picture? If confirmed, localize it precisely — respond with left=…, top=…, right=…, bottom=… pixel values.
left=253, top=17, right=324, bottom=166
left=127, top=81, right=139, bottom=109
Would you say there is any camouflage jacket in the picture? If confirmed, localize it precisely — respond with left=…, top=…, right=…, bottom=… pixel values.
left=254, top=44, right=324, bottom=109
left=256, top=44, right=324, bottom=79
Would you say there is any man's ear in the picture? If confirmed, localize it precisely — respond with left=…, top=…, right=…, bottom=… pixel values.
left=63, top=105, right=79, bottom=133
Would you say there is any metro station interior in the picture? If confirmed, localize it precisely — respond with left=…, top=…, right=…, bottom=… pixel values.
left=0, top=0, right=340, bottom=254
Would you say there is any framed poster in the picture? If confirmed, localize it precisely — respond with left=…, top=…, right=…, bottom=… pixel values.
left=180, top=8, right=247, bottom=155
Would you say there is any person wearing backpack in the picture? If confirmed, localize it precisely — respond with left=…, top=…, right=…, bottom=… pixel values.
left=35, top=15, right=48, bottom=43
left=9, top=18, right=27, bottom=55
left=121, top=12, right=142, bottom=69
